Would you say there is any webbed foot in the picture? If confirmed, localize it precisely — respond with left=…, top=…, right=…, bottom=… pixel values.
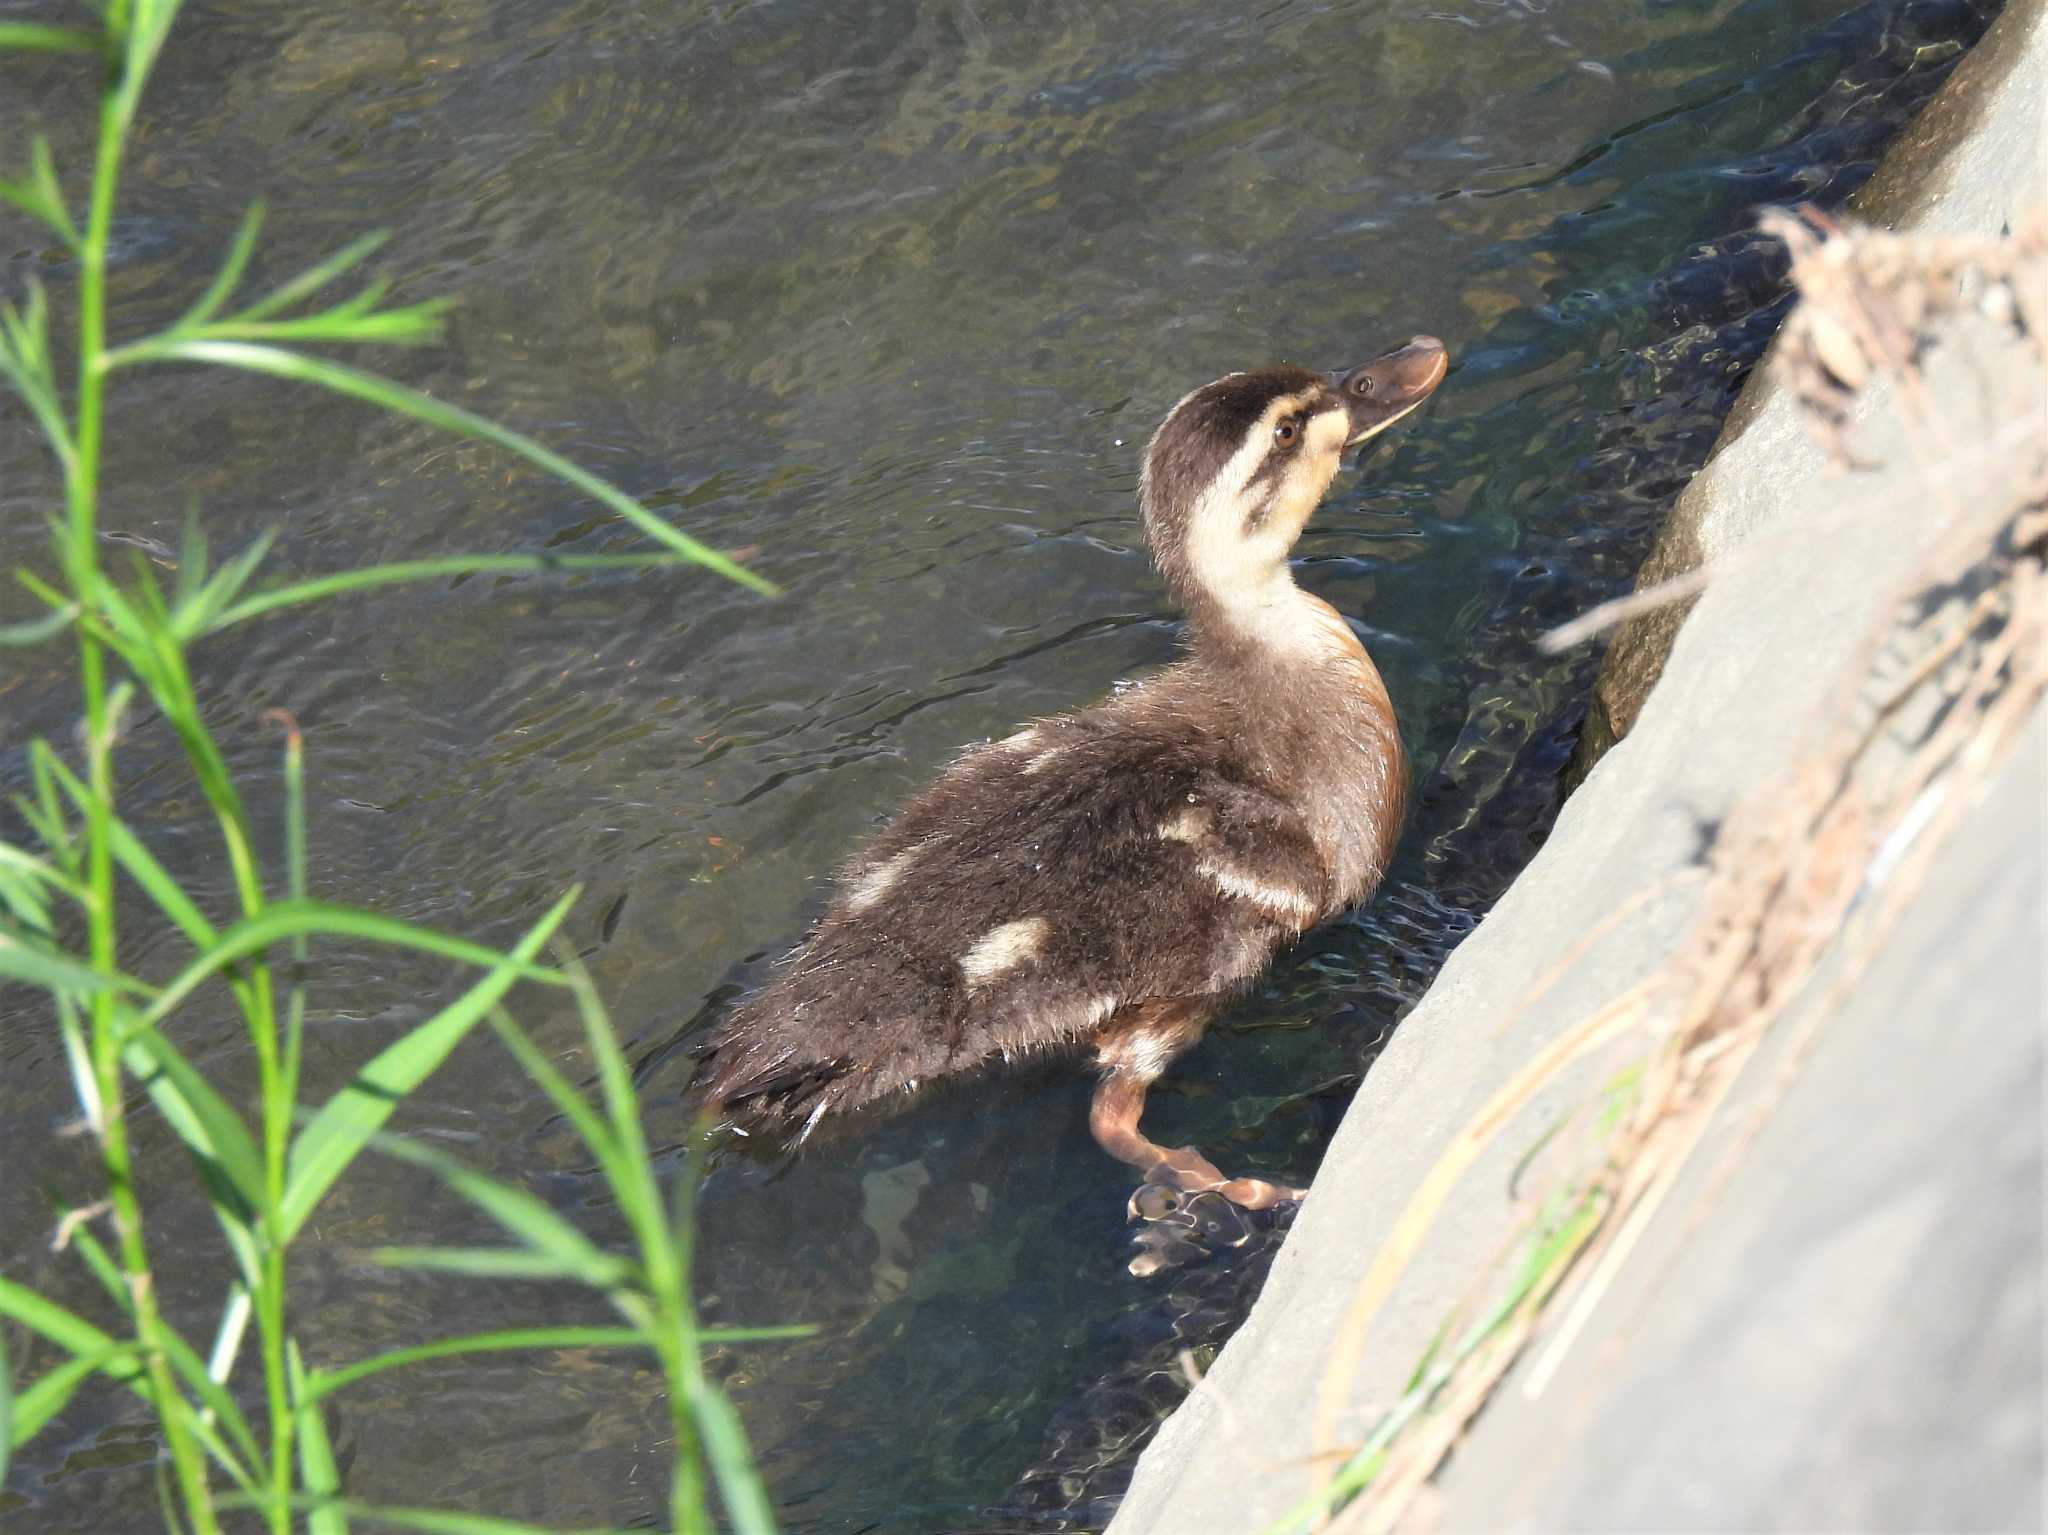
left=1126, top=1145, right=1305, bottom=1218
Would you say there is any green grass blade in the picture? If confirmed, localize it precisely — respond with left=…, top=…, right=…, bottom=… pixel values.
left=278, top=889, right=578, bottom=1243
left=128, top=895, right=569, bottom=1051
left=45, top=1261, right=266, bottom=1497
left=15, top=572, right=85, bottom=647
left=366, top=1133, right=629, bottom=1285
left=190, top=296, right=453, bottom=347
left=0, top=291, right=78, bottom=463
left=117, top=1018, right=266, bottom=1223
left=307, top=1323, right=807, bottom=1408
left=3, top=1252, right=252, bottom=1490
left=561, top=963, right=650, bottom=1175
left=0, top=23, right=99, bottom=53
left=177, top=201, right=264, bottom=330
left=277, top=709, right=310, bottom=1120
left=0, top=843, right=89, bottom=906
left=203, top=1285, right=253, bottom=1400
left=53, top=1229, right=276, bottom=1482
left=113, top=0, right=186, bottom=124
left=157, top=1323, right=264, bottom=1482
left=700, top=1324, right=815, bottom=1343
left=484, top=1009, right=635, bottom=1221
left=54, top=993, right=104, bottom=1137
left=367, top=1248, right=626, bottom=1284
left=179, top=525, right=276, bottom=637
left=307, top=1327, right=645, bottom=1402
left=231, top=231, right=388, bottom=322
left=0, top=1328, right=12, bottom=1488
left=64, top=1221, right=135, bottom=1312
left=27, top=136, right=77, bottom=246
left=12, top=1347, right=141, bottom=1448
left=106, top=339, right=776, bottom=594
left=107, top=814, right=218, bottom=946
left=41, top=750, right=220, bottom=948
left=0, top=1277, right=116, bottom=1359
left=154, top=1460, right=191, bottom=1535
left=0, top=600, right=80, bottom=646
left=208, top=553, right=690, bottom=632
left=0, top=921, right=151, bottom=998
left=289, top=1341, right=349, bottom=1535
left=233, top=1499, right=635, bottom=1535
left=691, top=1380, right=779, bottom=1535
left=555, top=964, right=671, bottom=1279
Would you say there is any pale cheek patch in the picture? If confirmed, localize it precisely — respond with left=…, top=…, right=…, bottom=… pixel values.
left=1180, top=392, right=1309, bottom=604
left=1269, top=408, right=1350, bottom=531
left=960, top=917, right=1050, bottom=986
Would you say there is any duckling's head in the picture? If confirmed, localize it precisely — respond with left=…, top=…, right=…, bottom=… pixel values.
left=1139, top=336, right=1446, bottom=634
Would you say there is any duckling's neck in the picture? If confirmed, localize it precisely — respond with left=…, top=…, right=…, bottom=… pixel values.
left=1183, top=565, right=1363, bottom=669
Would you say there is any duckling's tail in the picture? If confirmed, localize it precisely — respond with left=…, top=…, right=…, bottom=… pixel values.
left=691, top=1023, right=860, bottom=1147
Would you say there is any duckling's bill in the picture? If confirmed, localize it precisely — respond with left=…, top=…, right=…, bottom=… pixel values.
left=1329, top=334, right=1448, bottom=446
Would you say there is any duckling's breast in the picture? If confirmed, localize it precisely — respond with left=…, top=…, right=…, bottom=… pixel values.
left=1262, top=594, right=1409, bottom=907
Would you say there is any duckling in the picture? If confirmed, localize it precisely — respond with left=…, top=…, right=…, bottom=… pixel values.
left=700, top=335, right=1448, bottom=1208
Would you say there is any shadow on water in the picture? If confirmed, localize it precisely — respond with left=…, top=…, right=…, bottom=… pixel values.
left=0, top=0, right=1998, bottom=1529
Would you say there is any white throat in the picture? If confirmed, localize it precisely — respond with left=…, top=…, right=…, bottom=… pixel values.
left=1174, top=395, right=1353, bottom=659
left=1197, top=564, right=1356, bottom=659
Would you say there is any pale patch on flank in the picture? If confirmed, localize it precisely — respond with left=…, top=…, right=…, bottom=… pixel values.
left=960, top=917, right=1049, bottom=986
left=1106, top=1027, right=1178, bottom=1082
left=1199, top=860, right=1319, bottom=925
left=1083, top=994, right=1119, bottom=1029
left=1157, top=806, right=1209, bottom=843
left=845, top=847, right=917, bottom=912
left=1002, top=727, right=1041, bottom=753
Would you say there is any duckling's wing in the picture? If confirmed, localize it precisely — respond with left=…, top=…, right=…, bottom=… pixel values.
left=699, top=718, right=1331, bottom=1141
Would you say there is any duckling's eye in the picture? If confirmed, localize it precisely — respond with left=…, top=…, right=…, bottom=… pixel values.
left=1274, top=417, right=1301, bottom=447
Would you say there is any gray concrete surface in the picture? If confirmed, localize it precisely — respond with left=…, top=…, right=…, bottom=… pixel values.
left=1107, top=5, right=2046, bottom=1532
left=1434, top=713, right=2044, bottom=1533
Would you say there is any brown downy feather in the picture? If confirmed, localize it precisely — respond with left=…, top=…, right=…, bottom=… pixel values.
left=696, top=345, right=1443, bottom=1170
left=697, top=647, right=1405, bottom=1142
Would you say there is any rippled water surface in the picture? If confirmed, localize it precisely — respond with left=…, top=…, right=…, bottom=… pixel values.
left=0, top=0, right=1995, bottom=1529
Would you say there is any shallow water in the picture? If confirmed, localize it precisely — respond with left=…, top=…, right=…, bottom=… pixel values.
left=0, top=0, right=1996, bottom=1529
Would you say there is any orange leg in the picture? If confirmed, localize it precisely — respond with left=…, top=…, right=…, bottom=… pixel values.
left=1088, top=1001, right=1305, bottom=1213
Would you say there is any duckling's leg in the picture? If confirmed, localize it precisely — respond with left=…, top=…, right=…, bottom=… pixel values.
left=1089, top=1001, right=1305, bottom=1213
